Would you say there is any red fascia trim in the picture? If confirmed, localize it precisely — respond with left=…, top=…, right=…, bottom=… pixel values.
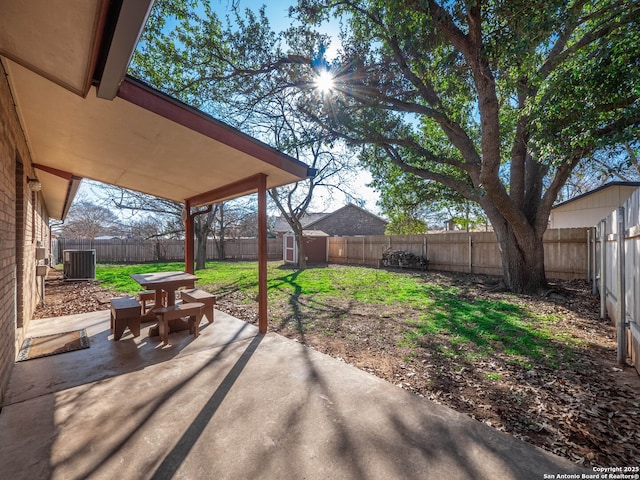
left=33, top=164, right=74, bottom=180
left=186, top=173, right=265, bottom=208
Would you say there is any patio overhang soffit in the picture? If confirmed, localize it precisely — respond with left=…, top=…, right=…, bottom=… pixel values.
left=0, top=0, right=312, bottom=220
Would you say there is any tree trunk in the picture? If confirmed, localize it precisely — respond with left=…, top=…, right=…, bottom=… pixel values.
left=154, top=240, right=166, bottom=261
left=296, top=234, right=307, bottom=270
left=217, top=203, right=225, bottom=259
left=492, top=219, right=547, bottom=294
left=194, top=214, right=209, bottom=270
left=195, top=233, right=207, bottom=270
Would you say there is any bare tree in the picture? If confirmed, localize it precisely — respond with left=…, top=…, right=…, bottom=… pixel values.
left=96, top=183, right=224, bottom=269
left=56, top=198, right=123, bottom=239
left=252, top=91, right=357, bottom=269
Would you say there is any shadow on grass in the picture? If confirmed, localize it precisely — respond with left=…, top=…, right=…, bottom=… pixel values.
left=269, top=270, right=305, bottom=332
left=403, top=285, right=579, bottom=370
left=196, top=264, right=580, bottom=371
left=205, top=278, right=251, bottom=297
left=201, top=267, right=310, bottom=300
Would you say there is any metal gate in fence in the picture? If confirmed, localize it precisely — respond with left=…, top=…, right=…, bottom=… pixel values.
left=594, top=187, right=640, bottom=372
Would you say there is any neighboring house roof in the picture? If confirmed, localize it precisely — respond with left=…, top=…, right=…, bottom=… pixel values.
left=0, top=1, right=311, bottom=219
left=301, top=230, right=329, bottom=237
left=552, top=181, right=640, bottom=209
left=276, top=204, right=388, bottom=236
left=305, top=204, right=387, bottom=231
left=274, top=212, right=330, bottom=233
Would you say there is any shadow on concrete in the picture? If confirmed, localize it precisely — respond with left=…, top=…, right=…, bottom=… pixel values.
left=150, top=334, right=263, bottom=479
left=69, top=320, right=256, bottom=479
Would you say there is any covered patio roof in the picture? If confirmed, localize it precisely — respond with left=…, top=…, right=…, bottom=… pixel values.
left=1, top=0, right=311, bottom=333
left=0, top=0, right=311, bottom=220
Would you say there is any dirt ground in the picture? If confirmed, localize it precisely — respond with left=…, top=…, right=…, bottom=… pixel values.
left=34, top=268, right=640, bottom=469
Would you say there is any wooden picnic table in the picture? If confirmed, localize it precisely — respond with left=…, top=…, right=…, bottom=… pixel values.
left=130, top=271, right=200, bottom=335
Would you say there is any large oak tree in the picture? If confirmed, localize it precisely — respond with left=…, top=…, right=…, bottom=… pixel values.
left=281, top=0, right=640, bottom=293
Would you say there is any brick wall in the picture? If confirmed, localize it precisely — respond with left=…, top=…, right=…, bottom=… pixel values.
left=311, top=204, right=388, bottom=237
left=0, top=61, right=48, bottom=401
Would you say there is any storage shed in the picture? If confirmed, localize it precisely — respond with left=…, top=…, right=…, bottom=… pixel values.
left=283, top=230, right=329, bottom=264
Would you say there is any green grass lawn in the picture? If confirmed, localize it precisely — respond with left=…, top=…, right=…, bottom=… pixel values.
left=97, top=260, right=426, bottom=302
left=96, top=261, right=577, bottom=370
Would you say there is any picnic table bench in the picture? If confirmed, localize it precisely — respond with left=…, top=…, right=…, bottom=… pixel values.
left=180, top=288, right=216, bottom=323
left=155, top=302, right=204, bottom=345
left=110, top=296, right=142, bottom=341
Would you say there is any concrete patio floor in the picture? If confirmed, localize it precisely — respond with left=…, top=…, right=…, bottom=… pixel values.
left=0, top=309, right=590, bottom=480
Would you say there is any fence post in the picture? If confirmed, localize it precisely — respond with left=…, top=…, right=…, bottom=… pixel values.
left=617, top=207, right=627, bottom=365
left=591, top=227, right=598, bottom=295
left=424, top=235, right=428, bottom=264
left=600, top=220, right=607, bottom=320
left=346, top=237, right=349, bottom=264
left=363, top=237, right=365, bottom=265
left=587, top=228, right=591, bottom=285
left=468, top=235, right=472, bottom=273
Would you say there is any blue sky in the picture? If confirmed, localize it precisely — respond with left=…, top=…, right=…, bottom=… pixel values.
left=211, top=0, right=342, bottom=60
left=214, top=0, right=292, bottom=31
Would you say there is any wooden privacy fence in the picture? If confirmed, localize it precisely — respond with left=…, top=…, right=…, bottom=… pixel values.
left=328, top=228, right=590, bottom=281
left=53, top=238, right=283, bottom=263
left=55, top=229, right=590, bottom=281
left=594, top=187, right=640, bottom=372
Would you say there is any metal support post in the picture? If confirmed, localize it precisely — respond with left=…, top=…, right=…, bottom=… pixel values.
left=600, top=220, right=607, bottom=320
left=616, top=207, right=627, bottom=365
